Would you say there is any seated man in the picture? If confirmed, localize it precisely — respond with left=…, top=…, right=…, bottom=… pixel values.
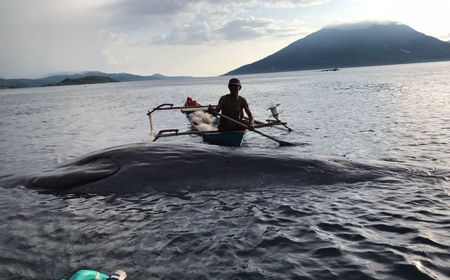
left=214, top=78, right=254, bottom=131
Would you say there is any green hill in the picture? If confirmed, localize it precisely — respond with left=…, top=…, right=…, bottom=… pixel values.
left=46, top=76, right=119, bottom=86
left=225, top=22, right=450, bottom=75
left=0, top=72, right=192, bottom=89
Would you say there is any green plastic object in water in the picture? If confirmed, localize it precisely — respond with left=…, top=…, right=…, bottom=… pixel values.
left=68, top=270, right=109, bottom=280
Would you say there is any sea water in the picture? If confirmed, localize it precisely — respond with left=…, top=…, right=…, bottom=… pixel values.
left=0, top=62, right=449, bottom=279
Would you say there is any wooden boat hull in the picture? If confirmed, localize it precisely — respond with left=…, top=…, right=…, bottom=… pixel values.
left=202, top=131, right=245, bottom=147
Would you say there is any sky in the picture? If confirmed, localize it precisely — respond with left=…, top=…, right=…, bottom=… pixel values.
left=1, top=0, right=450, bottom=78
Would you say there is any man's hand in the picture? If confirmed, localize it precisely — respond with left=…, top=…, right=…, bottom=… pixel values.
left=207, top=105, right=216, bottom=115
left=248, top=119, right=255, bottom=131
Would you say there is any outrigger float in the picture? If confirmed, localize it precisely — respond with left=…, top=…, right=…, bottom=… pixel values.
left=147, top=97, right=295, bottom=147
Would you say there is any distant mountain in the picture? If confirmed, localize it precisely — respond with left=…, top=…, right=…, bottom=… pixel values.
left=45, top=76, right=119, bottom=86
left=0, top=71, right=191, bottom=89
left=225, top=22, right=450, bottom=75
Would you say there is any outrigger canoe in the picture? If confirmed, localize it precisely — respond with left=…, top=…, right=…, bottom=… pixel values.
left=147, top=97, right=294, bottom=147
left=182, top=101, right=246, bottom=146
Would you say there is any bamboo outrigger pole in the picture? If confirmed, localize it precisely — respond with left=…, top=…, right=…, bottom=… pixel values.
left=147, top=103, right=218, bottom=136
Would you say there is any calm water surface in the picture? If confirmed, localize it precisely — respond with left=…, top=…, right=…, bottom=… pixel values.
left=0, top=62, right=449, bottom=279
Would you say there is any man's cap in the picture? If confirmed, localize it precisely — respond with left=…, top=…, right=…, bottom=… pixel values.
left=228, top=78, right=241, bottom=86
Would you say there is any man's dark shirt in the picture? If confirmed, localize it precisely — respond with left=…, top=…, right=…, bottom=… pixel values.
left=217, top=94, right=249, bottom=131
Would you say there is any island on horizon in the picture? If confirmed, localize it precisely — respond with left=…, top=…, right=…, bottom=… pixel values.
left=0, top=71, right=192, bottom=89
left=43, top=76, right=119, bottom=87
left=224, top=22, right=450, bottom=75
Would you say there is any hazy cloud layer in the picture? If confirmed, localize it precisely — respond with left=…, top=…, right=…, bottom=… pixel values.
left=1, top=0, right=322, bottom=77
left=325, top=21, right=402, bottom=30
left=259, top=0, right=330, bottom=7
left=219, top=18, right=306, bottom=40
left=103, top=0, right=313, bottom=44
left=102, top=0, right=328, bottom=31
left=0, top=0, right=109, bottom=78
left=153, top=18, right=307, bottom=44
left=106, top=0, right=329, bottom=17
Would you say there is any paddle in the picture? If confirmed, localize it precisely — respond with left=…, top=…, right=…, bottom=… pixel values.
left=212, top=109, right=295, bottom=147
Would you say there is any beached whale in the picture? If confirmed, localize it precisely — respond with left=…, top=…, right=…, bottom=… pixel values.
left=4, top=143, right=435, bottom=195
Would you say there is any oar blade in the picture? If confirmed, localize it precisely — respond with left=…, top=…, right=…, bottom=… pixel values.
left=278, top=140, right=296, bottom=147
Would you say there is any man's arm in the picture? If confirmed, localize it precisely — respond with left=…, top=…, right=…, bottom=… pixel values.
left=216, top=97, right=223, bottom=113
left=244, top=104, right=254, bottom=126
left=209, top=96, right=223, bottom=115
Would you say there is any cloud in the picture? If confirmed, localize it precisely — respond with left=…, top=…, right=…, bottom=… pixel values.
left=106, top=0, right=330, bottom=18
left=0, top=0, right=108, bottom=78
left=108, top=0, right=189, bottom=15
left=259, top=0, right=330, bottom=8
left=103, top=0, right=329, bottom=29
left=99, top=0, right=323, bottom=45
left=442, top=33, right=450, bottom=42
left=104, top=0, right=197, bottom=27
left=0, top=0, right=327, bottom=77
left=324, top=20, right=402, bottom=30
left=151, top=17, right=307, bottom=45
left=219, top=18, right=306, bottom=41
left=152, top=23, right=219, bottom=45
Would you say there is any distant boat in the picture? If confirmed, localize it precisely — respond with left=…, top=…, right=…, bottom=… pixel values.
left=321, top=68, right=340, bottom=72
